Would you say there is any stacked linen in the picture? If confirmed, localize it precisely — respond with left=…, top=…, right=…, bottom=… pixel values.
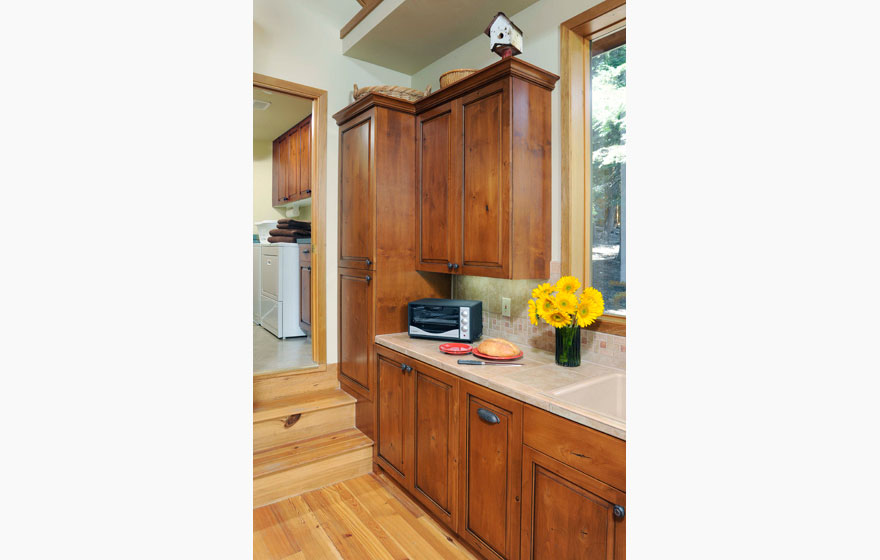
left=267, top=219, right=311, bottom=243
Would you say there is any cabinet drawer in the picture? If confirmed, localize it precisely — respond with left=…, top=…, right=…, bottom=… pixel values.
left=523, top=405, right=625, bottom=492
left=299, top=244, right=312, bottom=267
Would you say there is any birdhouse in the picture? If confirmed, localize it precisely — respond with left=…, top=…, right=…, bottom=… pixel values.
left=484, top=12, right=523, bottom=59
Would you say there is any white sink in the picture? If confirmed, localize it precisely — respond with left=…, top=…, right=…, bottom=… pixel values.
left=551, top=373, right=625, bottom=418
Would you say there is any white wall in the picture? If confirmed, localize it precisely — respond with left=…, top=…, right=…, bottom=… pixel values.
left=254, top=0, right=413, bottom=363
left=410, top=0, right=603, bottom=264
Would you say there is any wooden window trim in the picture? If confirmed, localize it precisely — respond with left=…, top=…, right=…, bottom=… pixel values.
left=560, top=0, right=626, bottom=336
left=253, top=73, right=329, bottom=365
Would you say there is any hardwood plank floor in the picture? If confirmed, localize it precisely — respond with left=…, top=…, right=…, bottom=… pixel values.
left=254, top=472, right=478, bottom=560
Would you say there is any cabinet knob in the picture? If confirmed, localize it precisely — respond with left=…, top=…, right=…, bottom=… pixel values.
left=283, top=197, right=289, bottom=201
left=476, top=407, right=500, bottom=425
left=305, top=190, right=311, bottom=194
left=365, top=258, right=372, bottom=266
left=452, top=263, right=459, bottom=270
left=405, top=365, right=413, bottom=373
left=447, top=262, right=454, bottom=270
left=400, top=363, right=407, bottom=371
left=303, top=249, right=310, bottom=254
left=365, top=275, right=371, bottom=283
left=613, top=505, right=625, bottom=519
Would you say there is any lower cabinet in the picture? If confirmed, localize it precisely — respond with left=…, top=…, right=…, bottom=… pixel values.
left=372, top=345, right=625, bottom=560
left=521, top=446, right=626, bottom=560
left=374, top=346, right=461, bottom=529
left=459, top=382, right=523, bottom=560
left=375, top=351, right=411, bottom=487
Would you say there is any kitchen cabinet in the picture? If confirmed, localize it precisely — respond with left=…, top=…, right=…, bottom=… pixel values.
left=333, top=95, right=450, bottom=436
left=338, top=268, right=374, bottom=393
left=459, top=380, right=523, bottom=560
left=373, top=345, right=461, bottom=530
left=415, top=59, right=558, bottom=279
left=370, top=346, right=626, bottom=559
left=298, top=243, right=311, bottom=335
left=272, top=115, right=311, bottom=206
left=375, top=351, right=411, bottom=486
left=521, top=446, right=625, bottom=560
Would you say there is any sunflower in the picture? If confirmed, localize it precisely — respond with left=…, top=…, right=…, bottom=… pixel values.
left=545, top=310, right=572, bottom=329
left=555, top=275, right=581, bottom=295
left=576, top=287, right=605, bottom=328
left=536, top=295, right=557, bottom=318
left=527, top=299, right=539, bottom=326
left=531, top=282, right=554, bottom=299
left=555, top=292, right=578, bottom=315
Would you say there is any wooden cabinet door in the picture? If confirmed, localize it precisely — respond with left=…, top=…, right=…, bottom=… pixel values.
left=299, top=264, right=310, bottom=333
left=299, top=117, right=311, bottom=197
left=411, top=362, right=459, bottom=530
left=338, top=112, right=374, bottom=270
left=338, top=268, right=373, bottom=395
left=289, top=126, right=301, bottom=201
left=416, top=101, right=458, bottom=274
left=375, top=351, right=411, bottom=487
left=272, top=138, right=282, bottom=206
left=278, top=133, right=291, bottom=204
left=521, top=446, right=626, bottom=560
left=460, top=381, right=522, bottom=560
left=458, top=79, right=510, bottom=278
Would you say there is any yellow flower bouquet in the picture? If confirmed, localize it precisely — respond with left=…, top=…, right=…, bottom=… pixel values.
left=528, top=276, right=604, bottom=366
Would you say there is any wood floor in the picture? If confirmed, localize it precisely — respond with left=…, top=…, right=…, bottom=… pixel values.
left=254, top=471, right=478, bottom=560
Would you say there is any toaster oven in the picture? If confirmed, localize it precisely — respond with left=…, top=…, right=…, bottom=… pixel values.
left=407, top=298, right=482, bottom=342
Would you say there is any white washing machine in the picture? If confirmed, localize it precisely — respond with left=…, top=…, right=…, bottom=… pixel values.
left=258, top=243, right=306, bottom=338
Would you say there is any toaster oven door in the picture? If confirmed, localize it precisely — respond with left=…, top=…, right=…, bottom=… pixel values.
left=410, top=306, right=460, bottom=339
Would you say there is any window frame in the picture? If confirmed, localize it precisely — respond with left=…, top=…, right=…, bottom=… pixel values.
left=560, top=0, right=626, bottom=336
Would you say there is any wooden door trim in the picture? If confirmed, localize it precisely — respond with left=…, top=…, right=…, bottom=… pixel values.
left=559, top=1, right=626, bottom=335
left=254, top=73, right=328, bottom=366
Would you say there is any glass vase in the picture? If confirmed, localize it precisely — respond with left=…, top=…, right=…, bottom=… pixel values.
left=555, top=325, right=581, bottom=367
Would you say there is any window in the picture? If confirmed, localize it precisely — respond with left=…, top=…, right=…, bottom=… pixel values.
left=589, top=31, right=626, bottom=316
left=561, top=0, right=626, bottom=333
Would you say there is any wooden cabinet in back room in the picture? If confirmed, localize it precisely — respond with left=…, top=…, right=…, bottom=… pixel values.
left=415, top=58, right=558, bottom=279
left=333, top=95, right=450, bottom=440
left=272, top=114, right=311, bottom=206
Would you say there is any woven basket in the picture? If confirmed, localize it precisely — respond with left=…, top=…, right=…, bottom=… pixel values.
left=353, top=83, right=431, bottom=102
left=439, top=68, right=477, bottom=88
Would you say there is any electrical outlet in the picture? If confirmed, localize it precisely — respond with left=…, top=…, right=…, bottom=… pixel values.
left=501, top=297, right=511, bottom=317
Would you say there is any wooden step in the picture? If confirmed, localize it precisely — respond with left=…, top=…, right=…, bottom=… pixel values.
left=253, top=388, right=355, bottom=451
left=254, top=428, right=373, bottom=508
left=254, top=364, right=339, bottom=405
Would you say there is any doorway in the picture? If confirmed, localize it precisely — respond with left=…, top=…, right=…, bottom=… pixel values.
left=253, top=73, right=328, bottom=375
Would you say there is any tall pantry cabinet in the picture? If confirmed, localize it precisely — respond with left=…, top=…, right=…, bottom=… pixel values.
left=333, top=96, right=449, bottom=440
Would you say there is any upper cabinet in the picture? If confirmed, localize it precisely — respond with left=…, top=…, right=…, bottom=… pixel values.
left=272, top=115, right=312, bottom=206
left=416, top=59, right=558, bottom=279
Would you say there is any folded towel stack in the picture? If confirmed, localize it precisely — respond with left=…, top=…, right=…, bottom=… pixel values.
left=267, top=219, right=311, bottom=243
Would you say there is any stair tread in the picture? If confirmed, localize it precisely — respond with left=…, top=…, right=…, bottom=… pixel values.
left=253, top=428, right=372, bottom=479
left=253, top=388, right=355, bottom=423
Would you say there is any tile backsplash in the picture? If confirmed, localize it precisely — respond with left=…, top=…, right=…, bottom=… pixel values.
left=453, top=262, right=626, bottom=370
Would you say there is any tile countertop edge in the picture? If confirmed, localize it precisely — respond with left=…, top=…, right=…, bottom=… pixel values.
left=374, top=333, right=626, bottom=441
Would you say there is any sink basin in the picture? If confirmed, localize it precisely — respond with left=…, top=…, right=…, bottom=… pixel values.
left=551, top=373, right=625, bottom=418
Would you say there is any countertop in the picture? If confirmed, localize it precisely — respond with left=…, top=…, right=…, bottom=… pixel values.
left=374, top=333, right=626, bottom=440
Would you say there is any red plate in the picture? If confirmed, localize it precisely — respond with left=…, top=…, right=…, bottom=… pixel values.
left=472, top=348, right=524, bottom=361
left=439, top=342, right=472, bottom=355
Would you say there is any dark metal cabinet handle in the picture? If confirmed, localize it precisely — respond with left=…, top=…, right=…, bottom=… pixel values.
left=282, top=197, right=289, bottom=201
left=477, top=408, right=500, bottom=425
left=365, top=275, right=371, bottom=283
left=405, top=365, right=413, bottom=373
left=452, top=263, right=460, bottom=270
left=305, top=266, right=311, bottom=271
left=447, top=262, right=454, bottom=270
left=303, top=249, right=310, bottom=254
left=305, top=190, right=311, bottom=194
left=400, top=363, right=407, bottom=371
left=365, top=258, right=372, bottom=266
left=613, top=505, right=625, bottom=519
left=284, top=413, right=302, bottom=428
